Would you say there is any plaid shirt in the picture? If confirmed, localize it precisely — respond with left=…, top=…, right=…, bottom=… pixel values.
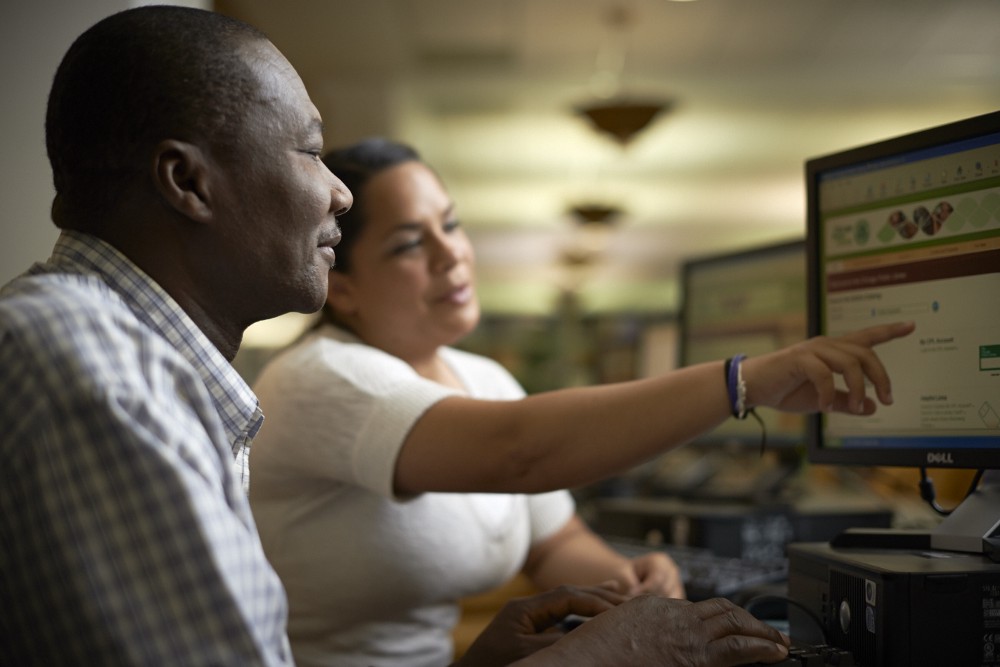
left=0, top=231, right=291, bottom=665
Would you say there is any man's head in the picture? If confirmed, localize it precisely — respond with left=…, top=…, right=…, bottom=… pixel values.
left=46, top=6, right=268, bottom=229
left=46, top=6, right=352, bottom=356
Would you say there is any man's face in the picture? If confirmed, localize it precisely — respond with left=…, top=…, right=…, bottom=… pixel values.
left=208, top=40, right=352, bottom=322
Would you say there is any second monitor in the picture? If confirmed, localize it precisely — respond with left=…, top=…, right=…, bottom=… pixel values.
left=646, top=238, right=809, bottom=502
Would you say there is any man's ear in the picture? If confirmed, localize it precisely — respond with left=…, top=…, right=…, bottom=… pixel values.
left=326, top=270, right=359, bottom=316
left=151, top=139, right=215, bottom=223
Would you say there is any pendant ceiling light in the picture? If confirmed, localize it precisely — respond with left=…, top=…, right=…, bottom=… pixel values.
left=576, top=99, right=673, bottom=145
left=568, top=203, right=623, bottom=226
left=576, top=3, right=673, bottom=146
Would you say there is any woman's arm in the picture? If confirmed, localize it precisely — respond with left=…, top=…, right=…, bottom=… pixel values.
left=395, top=321, right=915, bottom=495
left=399, top=359, right=732, bottom=495
left=522, top=515, right=685, bottom=599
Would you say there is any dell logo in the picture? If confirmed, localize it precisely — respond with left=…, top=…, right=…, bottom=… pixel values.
left=927, top=452, right=954, bottom=465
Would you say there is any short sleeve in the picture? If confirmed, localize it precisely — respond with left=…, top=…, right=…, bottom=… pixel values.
left=526, top=490, right=576, bottom=544
left=251, top=331, right=459, bottom=498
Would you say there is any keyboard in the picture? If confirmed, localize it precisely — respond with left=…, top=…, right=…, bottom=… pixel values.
left=602, top=535, right=788, bottom=601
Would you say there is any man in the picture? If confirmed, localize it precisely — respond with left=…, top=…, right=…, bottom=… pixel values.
left=0, top=7, right=342, bottom=664
left=0, top=6, right=791, bottom=665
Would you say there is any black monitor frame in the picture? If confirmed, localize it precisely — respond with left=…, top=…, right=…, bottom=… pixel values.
left=804, top=110, right=1000, bottom=555
left=805, top=109, right=1000, bottom=471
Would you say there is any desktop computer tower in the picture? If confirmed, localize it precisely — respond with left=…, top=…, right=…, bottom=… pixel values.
left=787, top=542, right=1000, bottom=666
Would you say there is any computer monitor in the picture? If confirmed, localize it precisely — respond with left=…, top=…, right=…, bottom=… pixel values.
left=657, top=239, right=808, bottom=501
left=805, top=109, right=1000, bottom=555
left=679, top=239, right=808, bottom=450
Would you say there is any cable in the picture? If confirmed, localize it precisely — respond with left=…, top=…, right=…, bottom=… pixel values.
left=918, top=467, right=984, bottom=517
left=748, top=408, right=767, bottom=457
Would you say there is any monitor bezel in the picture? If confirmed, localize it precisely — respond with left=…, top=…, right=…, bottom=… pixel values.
left=805, top=109, right=1000, bottom=470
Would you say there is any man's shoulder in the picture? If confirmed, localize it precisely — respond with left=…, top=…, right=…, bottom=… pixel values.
left=0, top=271, right=206, bottom=426
left=2, top=270, right=117, bottom=315
left=0, top=271, right=171, bottom=376
left=0, top=274, right=150, bottom=437
left=1, top=272, right=128, bottom=339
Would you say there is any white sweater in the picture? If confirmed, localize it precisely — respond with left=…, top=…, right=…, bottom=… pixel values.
left=249, top=325, right=574, bottom=667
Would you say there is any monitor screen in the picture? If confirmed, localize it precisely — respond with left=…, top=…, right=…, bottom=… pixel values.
left=806, top=110, right=1000, bottom=553
left=679, top=239, right=808, bottom=450
left=806, top=112, right=1000, bottom=468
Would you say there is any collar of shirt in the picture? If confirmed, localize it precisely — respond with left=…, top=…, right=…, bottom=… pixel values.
left=39, top=231, right=264, bottom=458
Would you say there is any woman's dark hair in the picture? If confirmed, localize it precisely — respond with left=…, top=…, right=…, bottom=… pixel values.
left=314, top=138, right=421, bottom=329
left=322, top=138, right=421, bottom=274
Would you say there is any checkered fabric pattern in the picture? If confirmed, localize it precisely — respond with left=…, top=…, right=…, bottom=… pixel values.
left=0, top=231, right=290, bottom=665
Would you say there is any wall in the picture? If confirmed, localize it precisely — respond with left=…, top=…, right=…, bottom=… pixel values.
left=0, top=0, right=208, bottom=286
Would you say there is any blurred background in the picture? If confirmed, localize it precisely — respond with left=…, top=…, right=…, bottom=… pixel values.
left=221, top=0, right=1000, bottom=391
left=4, top=0, right=1000, bottom=395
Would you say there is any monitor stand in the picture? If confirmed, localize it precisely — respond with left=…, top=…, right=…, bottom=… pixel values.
left=931, top=478, right=1000, bottom=556
left=831, top=472, right=1000, bottom=560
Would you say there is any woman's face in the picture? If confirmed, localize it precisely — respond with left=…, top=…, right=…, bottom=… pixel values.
left=329, top=160, right=479, bottom=356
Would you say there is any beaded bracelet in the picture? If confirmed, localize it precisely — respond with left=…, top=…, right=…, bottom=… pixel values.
left=724, top=354, right=768, bottom=456
left=723, top=354, right=748, bottom=419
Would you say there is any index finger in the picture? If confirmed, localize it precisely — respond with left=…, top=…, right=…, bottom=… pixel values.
left=710, top=634, right=791, bottom=667
left=511, top=585, right=628, bottom=632
left=694, top=598, right=790, bottom=645
left=836, top=320, right=914, bottom=407
left=696, top=601, right=793, bottom=667
left=840, top=320, right=915, bottom=347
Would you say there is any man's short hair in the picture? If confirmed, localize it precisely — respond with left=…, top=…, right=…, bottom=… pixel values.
left=45, top=6, right=268, bottom=228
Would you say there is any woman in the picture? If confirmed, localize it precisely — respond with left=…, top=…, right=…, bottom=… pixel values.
left=248, top=138, right=912, bottom=667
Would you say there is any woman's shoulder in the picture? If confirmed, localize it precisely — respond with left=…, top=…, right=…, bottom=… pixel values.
left=254, top=325, right=416, bottom=394
left=441, top=346, right=525, bottom=399
left=440, top=346, right=509, bottom=375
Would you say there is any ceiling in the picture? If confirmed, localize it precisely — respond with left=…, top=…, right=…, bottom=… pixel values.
left=217, top=0, right=1000, bottom=319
